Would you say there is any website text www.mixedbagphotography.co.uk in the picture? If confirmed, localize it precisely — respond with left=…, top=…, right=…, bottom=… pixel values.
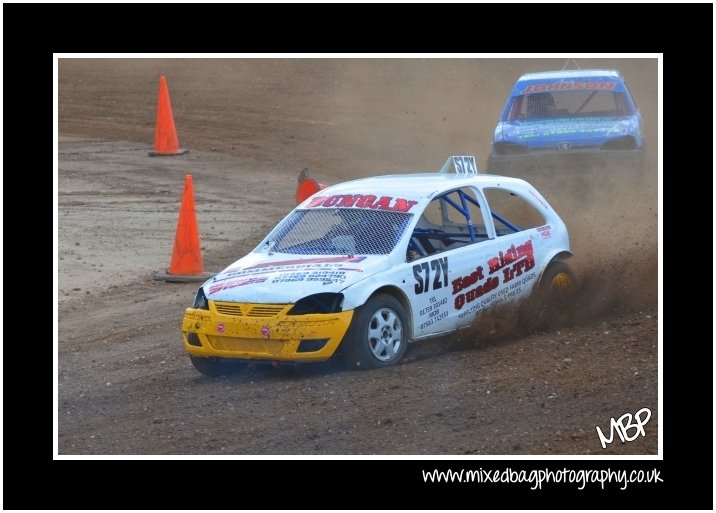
left=422, top=467, right=662, bottom=491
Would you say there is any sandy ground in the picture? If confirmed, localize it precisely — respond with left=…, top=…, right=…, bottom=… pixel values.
left=57, top=57, right=659, bottom=455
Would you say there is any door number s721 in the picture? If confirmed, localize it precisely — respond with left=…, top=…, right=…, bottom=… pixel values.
left=413, top=257, right=448, bottom=295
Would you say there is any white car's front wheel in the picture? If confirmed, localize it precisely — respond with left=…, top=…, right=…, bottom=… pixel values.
left=343, top=294, right=408, bottom=370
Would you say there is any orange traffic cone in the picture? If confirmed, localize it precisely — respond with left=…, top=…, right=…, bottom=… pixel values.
left=153, top=175, right=214, bottom=282
left=149, top=75, right=189, bottom=157
left=296, top=168, right=328, bottom=204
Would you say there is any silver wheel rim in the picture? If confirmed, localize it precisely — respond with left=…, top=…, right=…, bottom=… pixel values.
left=368, top=307, right=403, bottom=362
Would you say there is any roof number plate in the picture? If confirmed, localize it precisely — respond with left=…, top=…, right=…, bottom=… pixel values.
left=439, top=155, right=478, bottom=174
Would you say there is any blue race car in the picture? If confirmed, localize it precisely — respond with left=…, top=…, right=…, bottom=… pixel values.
left=487, top=69, right=644, bottom=173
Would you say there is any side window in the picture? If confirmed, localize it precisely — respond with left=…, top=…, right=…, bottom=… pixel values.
left=614, top=92, right=629, bottom=115
left=621, top=79, right=638, bottom=111
left=420, top=197, right=443, bottom=226
left=442, top=189, right=486, bottom=235
left=407, top=188, right=487, bottom=261
left=482, top=188, right=546, bottom=236
left=506, top=96, right=523, bottom=121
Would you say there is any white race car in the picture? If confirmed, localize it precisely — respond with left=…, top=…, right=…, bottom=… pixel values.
left=182, top=156, right=574, bottom=376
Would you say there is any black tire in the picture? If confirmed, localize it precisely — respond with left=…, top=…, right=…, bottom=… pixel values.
left=190, top=356, right=243, bottom=377
left=535, top=261, right=577, bottom=328
left=342, top=294, right=408, bottom=370
left=486, top=153, right=495, bottom=173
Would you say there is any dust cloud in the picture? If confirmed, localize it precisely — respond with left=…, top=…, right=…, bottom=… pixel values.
left=59, top=57, right=658, bottom=314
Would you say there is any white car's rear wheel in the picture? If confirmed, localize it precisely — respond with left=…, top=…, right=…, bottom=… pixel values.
left=536, top=261, right=576, bottom=327
left=343, top=294, right=408, bottom=370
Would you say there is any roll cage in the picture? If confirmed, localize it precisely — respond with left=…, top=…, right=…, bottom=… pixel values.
left=407, top=188, right=521, bottom=260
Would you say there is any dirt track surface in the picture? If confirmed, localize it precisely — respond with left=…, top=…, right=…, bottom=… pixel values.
left=58, top=58, right=659, bottom=455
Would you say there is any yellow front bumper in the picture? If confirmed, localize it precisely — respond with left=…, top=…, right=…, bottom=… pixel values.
left=182, top=301, right=354, bottom=362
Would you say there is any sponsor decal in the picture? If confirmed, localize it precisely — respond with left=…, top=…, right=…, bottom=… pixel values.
left=512, top=118, right=625, bottom=140
left=244, top=256, right=366, bottom=270
left=452, top=266, right=485, bottom=295
left=216, top=323, right=225, bottom=334
left=538, top=227, right=552, bottom=238
left=271, top=270, right=349, bottom=285
left=413, top=241, right=542, bottom=329
left=521, top=81, right=616, bottom=94
left=412, top=258, right=450, bottom=330
left=306, top=194, right=418, bottom=213
left=487, top=240, right=535, bottom=283
left=260, top=325, right=270, bottom=339
left=413, top=257, right=449, bottom=295
left=216, top=257, right=367, bottom=283
left=208, top=276, right=267, bottom=295
left=454, top=274, right=499, bottom=311
left=418, top=295, right=449, bottom=331
left=452, top=240, right=536, bottom=312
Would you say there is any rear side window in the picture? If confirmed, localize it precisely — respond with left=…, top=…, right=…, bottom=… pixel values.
left=407, top=187, right=488, bottom=261
left=482, top=188, right=546, bottom=236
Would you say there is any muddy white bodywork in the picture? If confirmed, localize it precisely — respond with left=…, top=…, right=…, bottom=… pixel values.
left=183, top=157, right=571, bottom=362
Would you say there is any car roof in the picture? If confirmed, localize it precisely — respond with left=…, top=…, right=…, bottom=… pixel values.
left=307, top=172, right=532, bottom=204
left=518, top=69, right=621, bottom=81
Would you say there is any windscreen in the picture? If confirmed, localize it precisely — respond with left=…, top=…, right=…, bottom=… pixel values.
left=507, top=91, right=630, bottom=121
left=271, top=209, right=413, bottom=255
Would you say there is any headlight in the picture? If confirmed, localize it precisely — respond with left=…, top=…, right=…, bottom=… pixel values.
left=192, top=287, right=209, bottom=310
left=287, top=293, right=344, bottom=315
